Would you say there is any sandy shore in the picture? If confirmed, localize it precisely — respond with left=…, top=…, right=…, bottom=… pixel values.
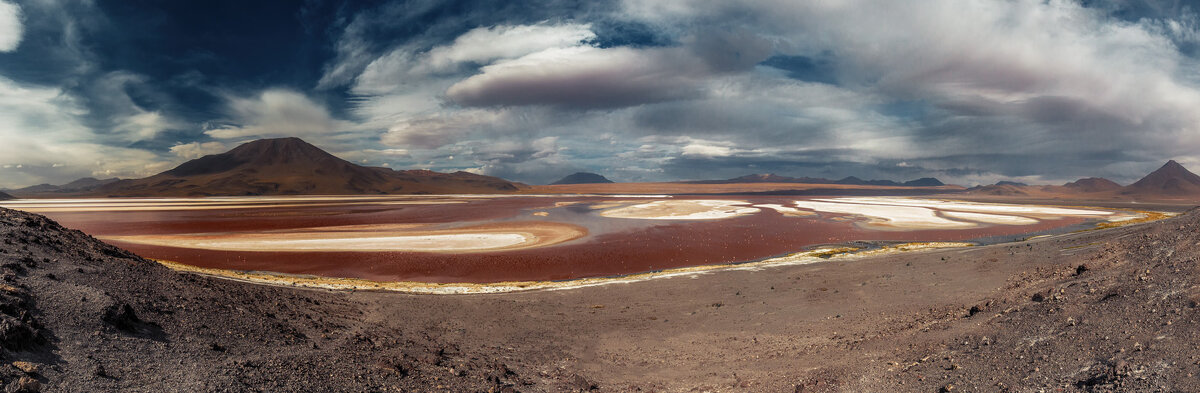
left=152, top=241, right=974, bottom=294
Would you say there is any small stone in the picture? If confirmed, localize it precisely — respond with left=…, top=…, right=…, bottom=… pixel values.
left=11, top=361, right=38, bottom=374
left=567, top=374, right=598, bottom=391
left=8, top=376, right=39, bottom=392
left=93, top=364, right=109, bottom=378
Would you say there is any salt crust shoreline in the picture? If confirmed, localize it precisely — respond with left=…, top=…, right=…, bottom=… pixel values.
left=155, top=207, right=1167, bottom=295
left=102, top=222, right=586, bottom=253
left=155, top=241, right=975, bottom=295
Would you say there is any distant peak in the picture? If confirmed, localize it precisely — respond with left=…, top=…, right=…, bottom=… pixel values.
left=551, top=172, right=613, bottom=185
left=1151, top=159, right=1193, bottom=175
left=238, top=137, right=310, bottom=147
left=1126, top=158, right=1200, bottom=194
left=229, top=137, right=329, bottom=156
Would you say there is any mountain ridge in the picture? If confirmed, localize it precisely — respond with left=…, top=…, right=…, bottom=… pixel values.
left=7, top=177, right=121, bottom=196
left=93, top=137, right=525, bottom=197
left=689, top=173, right=946, bottom=187
left=967, top=160, right=1200, bottom=199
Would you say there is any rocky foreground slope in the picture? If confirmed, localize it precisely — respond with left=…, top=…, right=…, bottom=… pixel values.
left=0, top=205, right=1199, bottom=392
left=0, top=208, right=540, bottom=392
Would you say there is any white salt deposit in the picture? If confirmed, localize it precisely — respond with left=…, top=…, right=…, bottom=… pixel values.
left=791, top=200, right=977, bottom=229
left=940, top=211, right=1039, bottom=225
left=599, top=200, right=759, bottom=220
left=819, top=197, right=1112, bottom=216
left=108, top=233, right=532, bottom=252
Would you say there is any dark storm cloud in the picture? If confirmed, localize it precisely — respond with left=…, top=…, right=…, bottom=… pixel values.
left=760, top=54, right=840, bottom=85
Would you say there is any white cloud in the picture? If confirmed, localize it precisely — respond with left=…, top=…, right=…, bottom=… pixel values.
left=0, top=76, right=169, bottom=188
left=115, top=111, right=175, bottom=141
left=0, top=0, right=21, bottom=52
left=446, top=45, right=707, bottom=108
left=89, top=72, right=182, bottom=142
left=418, top=23, right=595, bottom=73
left=205, top=89, right=353, bottom=140
left=681, top=142, right=733, bottom=158
left=380, top=109, right=507, bottom=149
left=169, top=141, right=229, bottom=159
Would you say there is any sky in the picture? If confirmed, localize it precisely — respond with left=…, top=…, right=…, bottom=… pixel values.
left=2, top=0, right=1200, bottom=188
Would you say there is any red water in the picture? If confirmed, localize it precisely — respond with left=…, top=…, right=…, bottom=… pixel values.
left=31, top=196, right=1089, bottom=283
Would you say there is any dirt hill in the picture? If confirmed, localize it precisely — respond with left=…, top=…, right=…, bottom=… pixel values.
left=1063, top=177, right=1122, bottom=193
left=550, top=172, right=613, bottom=185
left=93, top=138, right=524, bottom=196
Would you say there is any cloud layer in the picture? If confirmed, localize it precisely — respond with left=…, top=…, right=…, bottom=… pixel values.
left=3, top=0, right=1200, bottom=188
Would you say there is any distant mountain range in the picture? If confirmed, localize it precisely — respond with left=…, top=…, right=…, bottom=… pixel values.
left=70, top=138, right=527, bottom=197
left=550, top=172, right=613, bottom=185
left=969, top=160, right=1200, bottom=199
left=690, top=173, right=945, bottom=187
left=7, top=140, right=1198, bottom=200
left=6, top=177, right=121, bottom=196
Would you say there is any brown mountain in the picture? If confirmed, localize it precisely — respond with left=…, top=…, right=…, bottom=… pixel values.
left=1062, top=177, right=1122, bottom=193
left=966, top=184, right=1030, bottom=196
left=1123, top=160, right=1200, bottom=196
left=0, top=191, right=12, bottom=200
left=94, top=137, right=525, bottom=196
